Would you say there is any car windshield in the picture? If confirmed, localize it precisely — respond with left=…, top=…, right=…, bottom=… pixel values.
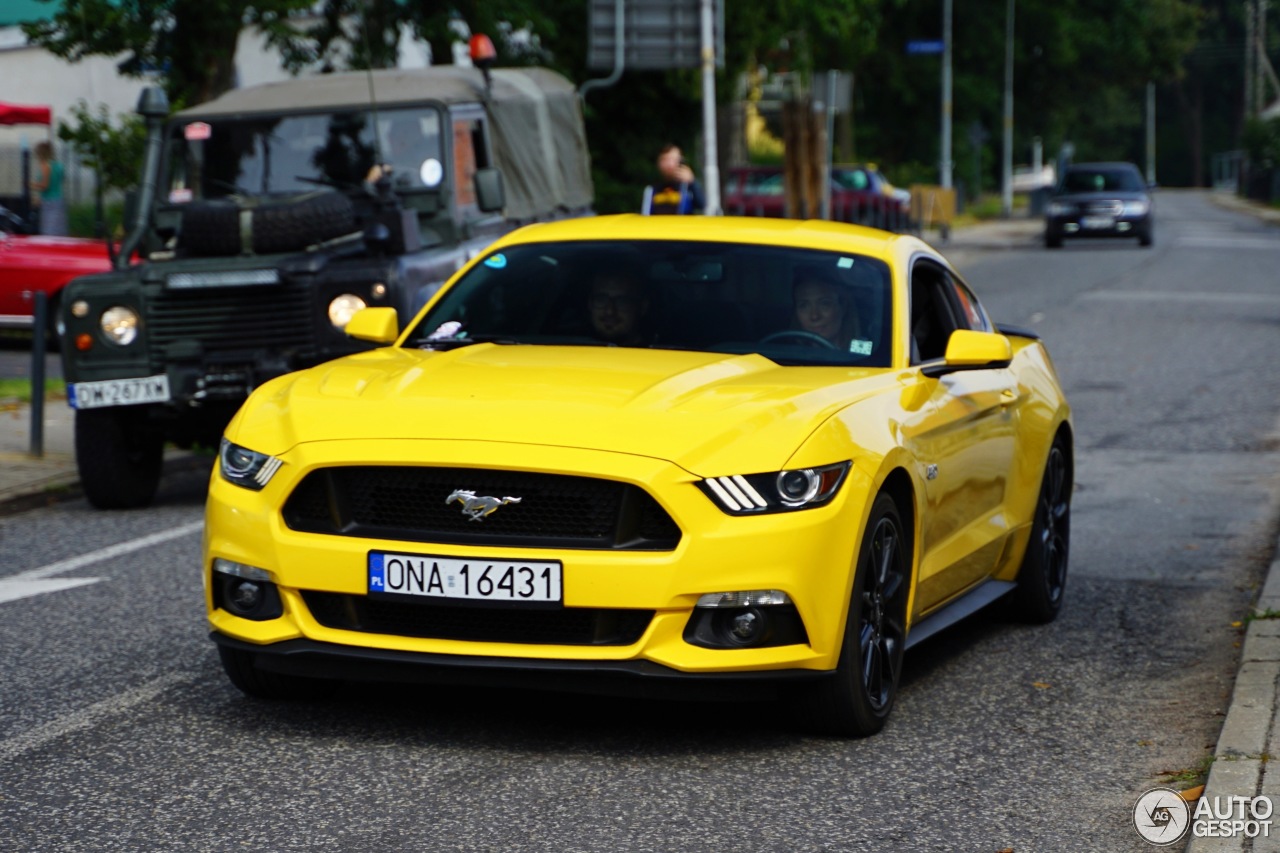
left=163, top=106, right=444, bottom=201
left=405, top=240, right=894, bottom=367
left=1061, top=167, right=1145, bottom=193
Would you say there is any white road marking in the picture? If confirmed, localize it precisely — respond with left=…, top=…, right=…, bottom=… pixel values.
left=1081, top=291, right=1280, bottom=305
left=0, top=673, right=194, bottom=762
left=0, top=520, right=203, bottom=604
left=0, top=577, right=103, bottom=605
left=1174, top=235, right=1280, bottom=251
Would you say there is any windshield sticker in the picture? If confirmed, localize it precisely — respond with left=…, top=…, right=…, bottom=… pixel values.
left=837, top=257, right=855, bottom=269
left=426, top=320, right=463, bottom=341
left=483, top=254, right=507, bottom=269
left=184, top=122, right=212, bottom=141
left=420, top=158, right=443, bottom=187
left=849, top=339, right=873, bottom=355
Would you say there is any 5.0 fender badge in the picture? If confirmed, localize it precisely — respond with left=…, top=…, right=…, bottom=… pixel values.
left=447, top=489, right=522, bottom=521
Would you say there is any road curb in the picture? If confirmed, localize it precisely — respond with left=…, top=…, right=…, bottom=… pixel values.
left=1186, top=551, right=1280, bottom=853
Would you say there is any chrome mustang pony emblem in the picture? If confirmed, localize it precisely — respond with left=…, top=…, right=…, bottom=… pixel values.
left=446, top=489, right=522, bottom=522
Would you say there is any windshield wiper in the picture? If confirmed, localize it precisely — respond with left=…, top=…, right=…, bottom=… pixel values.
left=413, top=333, right=521, bottom=350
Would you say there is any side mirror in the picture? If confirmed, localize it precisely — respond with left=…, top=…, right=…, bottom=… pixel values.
left=921, top=330, right=1012, bottom=378
left=344, top=307, right=400, bottom=344
left=474, top=168, right=505, bottom=213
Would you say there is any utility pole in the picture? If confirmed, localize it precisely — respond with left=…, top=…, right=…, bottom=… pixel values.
left=700, top=0, right=721, bottom=215
left=1247, top=0, right=1256, bottom=119
left=1001, top=0, right=1014, bottom=217
left=941, top=0, right=953, bottom=188
left=1146, top=82, right=1156, bottom=185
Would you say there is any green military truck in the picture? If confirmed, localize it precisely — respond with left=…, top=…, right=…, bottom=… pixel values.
left=59, top=64, right=594, bottom=509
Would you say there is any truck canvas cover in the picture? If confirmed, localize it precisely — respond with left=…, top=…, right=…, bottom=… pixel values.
left=176, top=66, right=593, bottom=222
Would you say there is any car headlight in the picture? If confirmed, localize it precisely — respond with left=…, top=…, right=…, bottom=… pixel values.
left=328, top=293, right=367, bottom=329
left=1046, top=201, right=1074, bottom=216
left=218, top=438, right=283, bottom=490
left=1122, top=200, right=1149, bottom=215
left=699, top=461, right=850, bottom=514
left=100, top=305, right=139, bottom=346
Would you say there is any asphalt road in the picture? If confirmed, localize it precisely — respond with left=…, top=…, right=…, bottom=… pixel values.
left=1, top=189, right=1278, bottom=852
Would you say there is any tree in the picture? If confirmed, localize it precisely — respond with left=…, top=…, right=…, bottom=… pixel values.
left=22, top=0, right=313, bottom=107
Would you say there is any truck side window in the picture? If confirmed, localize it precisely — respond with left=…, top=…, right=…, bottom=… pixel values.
left=452, top=117, right=491, bottom=216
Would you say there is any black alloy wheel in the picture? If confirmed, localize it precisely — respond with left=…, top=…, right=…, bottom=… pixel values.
left=793, top=493, right=908, bottom=737
left=1009, top=438, right=1071, bottom=623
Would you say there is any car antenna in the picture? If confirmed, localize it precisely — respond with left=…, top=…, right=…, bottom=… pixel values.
left=359, top=19, right=385, bottom=165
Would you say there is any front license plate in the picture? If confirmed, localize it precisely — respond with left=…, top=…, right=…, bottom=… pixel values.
left=1081, top=215, right=1115, bottom=230
left=68, top=374, right=171, bottom=410
left=368, top=551, right=563, bottom=605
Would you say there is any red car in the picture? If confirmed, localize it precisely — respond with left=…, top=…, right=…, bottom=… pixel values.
left=0, top=229, right=113, bottom=339
left=722, top=165, right=912, bottom=231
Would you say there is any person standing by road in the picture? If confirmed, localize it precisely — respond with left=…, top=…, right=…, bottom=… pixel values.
left=30, top=140, right=67, bottom=236
left=643, top=144, right=705, bottom=215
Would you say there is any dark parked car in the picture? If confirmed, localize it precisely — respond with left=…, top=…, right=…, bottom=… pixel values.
left=1044, top=161, right=1154, bottom=248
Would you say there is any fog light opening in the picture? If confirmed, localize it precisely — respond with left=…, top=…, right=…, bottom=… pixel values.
left=729, top=608, right=766, bottom=644
left=230, top=580, right=263, bottom=613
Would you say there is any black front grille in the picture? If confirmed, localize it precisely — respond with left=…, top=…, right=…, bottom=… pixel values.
left=149, top=280, right=315, bottom=360
left=283, top=466, right=682, bottom=550
left=303, top=591, right=653, bottom=645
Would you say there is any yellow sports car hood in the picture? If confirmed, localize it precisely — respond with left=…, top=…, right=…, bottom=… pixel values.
left=232, top=344, right=893, bottom=474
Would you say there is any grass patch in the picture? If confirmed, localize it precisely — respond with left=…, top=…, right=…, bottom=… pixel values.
left=1159, top=754, right=1216, bottom=787
left=0, top=378, right=66, bottom=403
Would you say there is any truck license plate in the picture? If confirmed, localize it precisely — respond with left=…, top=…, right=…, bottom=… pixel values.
left=68, top=375, right=171, bottom=410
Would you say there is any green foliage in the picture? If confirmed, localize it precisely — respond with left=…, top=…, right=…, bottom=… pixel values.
left=55, top=101, right=146, bottom=195
left=67, top=200, right=126, bottom=239
left=1242, top=117, right=1280, bottom=168
left=22, top=0, right=314, bottom=106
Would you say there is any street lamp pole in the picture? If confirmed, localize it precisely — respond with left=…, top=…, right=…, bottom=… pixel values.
left=1001, top=0, right=1014, bottom=218
left=700, top=0, right=721, bottom=215
left=941, top=0, right=953, bottom=188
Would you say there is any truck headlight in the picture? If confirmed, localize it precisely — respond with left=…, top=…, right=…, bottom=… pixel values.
left=100, top=305, right=140, bottom=346
left=328, top=294, right=367, bottom=329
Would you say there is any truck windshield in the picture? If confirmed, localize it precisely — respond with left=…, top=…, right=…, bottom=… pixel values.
left=165, top=106, right=444, bottom=201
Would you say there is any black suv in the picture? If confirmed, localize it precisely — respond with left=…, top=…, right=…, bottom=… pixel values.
left=1044, top=161, right=1153, bottom=248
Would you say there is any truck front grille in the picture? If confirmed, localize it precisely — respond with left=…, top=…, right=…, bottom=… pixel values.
left=148, top=281, right=315, bottom=360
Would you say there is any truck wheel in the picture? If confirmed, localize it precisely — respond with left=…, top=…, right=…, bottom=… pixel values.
left=75, top=408, right=164, bottom=509
left=178, top=191, right=356, bottom=257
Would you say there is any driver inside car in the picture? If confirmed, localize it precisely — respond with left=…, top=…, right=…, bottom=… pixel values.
left=792, top=267, right=860, bottom=351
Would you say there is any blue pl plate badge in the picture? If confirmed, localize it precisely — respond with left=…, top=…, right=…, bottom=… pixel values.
left=369, top=553, right=386, bottom=591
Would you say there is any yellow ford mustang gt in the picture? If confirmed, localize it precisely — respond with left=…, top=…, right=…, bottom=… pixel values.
left=205, top=215, right=1072, bottom=736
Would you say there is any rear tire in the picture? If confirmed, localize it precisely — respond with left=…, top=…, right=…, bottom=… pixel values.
left=218, top=646, right=338, bottom=701
left=75, top=407, right=164, bottom=509
left=792, top=493, right=909, bottom=737
left=1008, top=437, right=1071, bottom=623
left=1045, top=231, right=1063, bottom=249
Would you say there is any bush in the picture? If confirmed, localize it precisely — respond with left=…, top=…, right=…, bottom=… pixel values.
left=67, top=200, right=126, bottom=239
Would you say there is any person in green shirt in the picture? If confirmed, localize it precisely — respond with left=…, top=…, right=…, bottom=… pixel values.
left=30, top=140, right=67, bottom=236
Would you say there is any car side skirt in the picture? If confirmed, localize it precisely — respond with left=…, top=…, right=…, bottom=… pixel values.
left=905, top=579, right=1015, bottom=650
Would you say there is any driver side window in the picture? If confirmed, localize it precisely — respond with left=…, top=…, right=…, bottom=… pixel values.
left=909, top=264, right=962, bottom=364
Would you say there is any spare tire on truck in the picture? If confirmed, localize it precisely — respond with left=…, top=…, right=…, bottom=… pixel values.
left=178, top=191, right=356, bottom=257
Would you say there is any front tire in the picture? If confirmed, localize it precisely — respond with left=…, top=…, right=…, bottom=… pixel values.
left=218, top=646, right=338, bottom=701
left=75, top=407, right=164, bottom=509
left=1008, top=437, right=1071, bottom=623
left=793, top=493, right=909, bottom=737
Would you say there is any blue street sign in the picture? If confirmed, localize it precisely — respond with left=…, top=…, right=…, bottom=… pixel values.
left=907, top=39, right=945, bottom=55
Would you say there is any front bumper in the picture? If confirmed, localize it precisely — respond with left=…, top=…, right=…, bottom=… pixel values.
left=211, top=634, right=831, bottom=701
left=205, top=437, right=877, bottom=678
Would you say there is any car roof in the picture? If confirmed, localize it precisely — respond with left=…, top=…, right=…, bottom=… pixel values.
left=487, top=214, right=930, bottom=264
